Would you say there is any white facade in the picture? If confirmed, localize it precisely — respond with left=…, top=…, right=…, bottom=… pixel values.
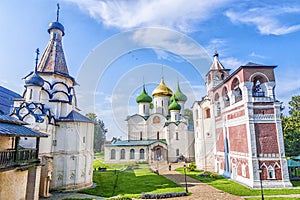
left=10, top=16, right=94, bottom=194
left=105, top=79, right=194, bottom=163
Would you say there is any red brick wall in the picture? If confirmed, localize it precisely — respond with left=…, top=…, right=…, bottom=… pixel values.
left=253, top=109, right=274, bottom=114
left=227, top=110, right=245, bottom=120
left=228, top=124, right=248, bottom=153
left=259, top=160, right=282, bottom=180
left=255, top=123, right=279, bottom=154
left=216, top=128, right=224, bottom=152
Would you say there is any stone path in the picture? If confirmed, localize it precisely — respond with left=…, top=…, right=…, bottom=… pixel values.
left=40, top=191, right=105, bottom=200
left=157, top=162, right=243, bottom=200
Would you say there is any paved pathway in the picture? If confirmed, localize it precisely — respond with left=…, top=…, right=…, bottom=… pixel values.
left=156, top=162, right=243, bottom=200
left=40, top=191, right=105, bottom=200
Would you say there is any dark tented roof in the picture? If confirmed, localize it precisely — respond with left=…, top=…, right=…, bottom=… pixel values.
left=59, top=110, right=94, bottom=123
left=0, top=86, right=22, bottom=114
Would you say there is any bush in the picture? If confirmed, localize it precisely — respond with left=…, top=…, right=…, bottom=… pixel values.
left=141, top=192, right=188, bottom=199
left=188, top=162, right=196, bottom=171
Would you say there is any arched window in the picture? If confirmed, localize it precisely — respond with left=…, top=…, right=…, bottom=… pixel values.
left=140, top=131, right=143, bottom=140
left=176, top=132, right=179, bottom=140
left=143, top=104, right=146, bottom=113
left=252, top=76, right=266, bottom=97
left=214, top=93, right=221, bottom=116
left=267, top=166, right=275, bottom=179
left=130, top=149, right=135, bottom=159
left=157, top=131, right=160, bottom=140
left=176, top=149, right=180, bottom=156
left=204, top=108, right=211, bottom=118
left=222, top=87, right=230, bottom=107
left=232, top=78, right=242, bottom=103
left=120, top=149, right=125, bottom=159
left=140, top=149, right=145, bottom=159
left=111, top=149, right=116, bottom=160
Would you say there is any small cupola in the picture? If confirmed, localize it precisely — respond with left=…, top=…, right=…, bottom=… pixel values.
left=136, top=85, right=152, bottom=103
left=168, top=99, right=181, bottom=111
left=25, top=48, right=44, bottom=87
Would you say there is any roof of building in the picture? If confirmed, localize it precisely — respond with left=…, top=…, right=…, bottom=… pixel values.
left=0, top=113, right=48, bottom=137
left=168, top=99, right=181, bottom=111
left=174, top=82, right=187, bottom=102
left=210, top=51, right=226, bottom=70
left=106, top=139, right=167, bottom=147
left=0, top=86, right=22, bottom=115
left=152, top=78, right=173, bottom=97
left=25, top=71, right=44, bottom=87
left=58, top=110, right=94, bottom=123
left=37, top=15, right=70, bottom=77
left=287, top=159, right=300, bottom=167
left=136, top=85, right=152, bottom=103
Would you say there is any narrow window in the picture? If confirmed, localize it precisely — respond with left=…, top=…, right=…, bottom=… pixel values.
left=130, top=149, right=135, bottom=159
left=267, top=166, right=275, bottom=179
left=29, top=89, right=33, bottom=100
left=111, top=149, right=116, bottom=160
left=83, top=136, right=86, bottom=143
left=140, top=149, right=145, bottom=159
left=140, top=131, right=143, bottom=140
left=120, top=149, right=125, bottom=159
left=157, top=131, right=160, bottom=140
left=176, top=132, right=179, bottom=140
left=176, top=149, right=179, bottom=156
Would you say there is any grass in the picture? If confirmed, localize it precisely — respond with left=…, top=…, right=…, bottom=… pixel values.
left=176, top=168, right=300, bottom=197
left=82, top=164, right=185, bottom=198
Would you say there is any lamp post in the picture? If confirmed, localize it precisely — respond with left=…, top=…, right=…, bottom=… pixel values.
left=258, top=169, right=264, bottom=200
left=183, top=164, right=188, bottom=193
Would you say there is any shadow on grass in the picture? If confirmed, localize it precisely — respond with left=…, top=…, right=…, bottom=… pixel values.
left=81, top=168, right=184, bottom=198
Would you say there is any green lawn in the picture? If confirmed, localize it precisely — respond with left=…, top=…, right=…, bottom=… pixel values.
left=82, top=164, right=185, bottom=198
left=176, top=168, right=300, bottom=197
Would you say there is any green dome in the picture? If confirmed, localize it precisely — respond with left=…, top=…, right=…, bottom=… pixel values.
left=170, top=94, right=178, bottom=102
left=136, top=86, right=152, bottom=103
left=174, top=83, right=187, bottom=102
left=168, top=100, right=181, bottom=111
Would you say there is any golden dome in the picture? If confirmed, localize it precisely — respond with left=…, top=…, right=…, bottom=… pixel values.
left=152, top=79, right=173, bottom=97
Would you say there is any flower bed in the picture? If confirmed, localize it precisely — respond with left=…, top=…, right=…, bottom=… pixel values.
left=141, top=192, right=188, bottom=199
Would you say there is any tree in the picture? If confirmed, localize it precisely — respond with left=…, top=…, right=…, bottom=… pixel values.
left=86, top=113, right=108, bottom=152
left=184, top=109, right=194, bottom=126
left=281, top=96, right=300, bottom=156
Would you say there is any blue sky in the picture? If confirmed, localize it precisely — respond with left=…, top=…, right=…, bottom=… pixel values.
left=1, top=0, right=300, bottom=139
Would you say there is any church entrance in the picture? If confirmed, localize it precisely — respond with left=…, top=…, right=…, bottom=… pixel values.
left=153, top=146, right=166, bottom=161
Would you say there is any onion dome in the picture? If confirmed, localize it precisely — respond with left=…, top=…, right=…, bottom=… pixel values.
left=25, top=72, right=44, bottom=87
left=170, top=94, right=178, bottom=102
left=174, top=83, right=187, bottom=102
left=136, top=85, right=152, bottom=103
left=168, top=99, right=181, bottom=111
left=25, top=48, right=44, bottom=87
left=48, top=22, right=65, bottom=36
left=152, top=79, right=173, bottom=97
left=48, top=4, right=64, bottom=36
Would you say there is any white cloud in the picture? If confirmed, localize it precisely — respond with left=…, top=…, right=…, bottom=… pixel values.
left=249, top=52, right=267, bottom=59
left=221, top=57, right=244, bottom=70
left=225, top=5, right=300, bottom=35
left=65, top=0, right=231, bottom=32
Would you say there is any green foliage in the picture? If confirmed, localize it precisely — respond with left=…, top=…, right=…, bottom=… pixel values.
left=184, top=109, right=193, bottom=125
left=85, top=113, right=107, bottom=152
left=175, top=168, right=300, bottom=196
left=188, top=162, right=196, bottom=171
left=281, top=96, right=300, bottom=156
left=81, top=165, right=185, bottom=198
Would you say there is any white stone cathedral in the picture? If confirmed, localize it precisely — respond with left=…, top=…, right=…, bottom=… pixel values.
left=10, top=10, right=94, bottom=195
left=105, top=78, right=195, bottom=163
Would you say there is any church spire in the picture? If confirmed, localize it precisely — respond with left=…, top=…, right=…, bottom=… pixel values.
left=37, top=4, right=69, bottom=76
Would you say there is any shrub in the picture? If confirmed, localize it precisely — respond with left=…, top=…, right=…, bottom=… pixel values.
left=141, top=192, right=188, bottom=199
left=188, top=162, right=196, bottom=171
